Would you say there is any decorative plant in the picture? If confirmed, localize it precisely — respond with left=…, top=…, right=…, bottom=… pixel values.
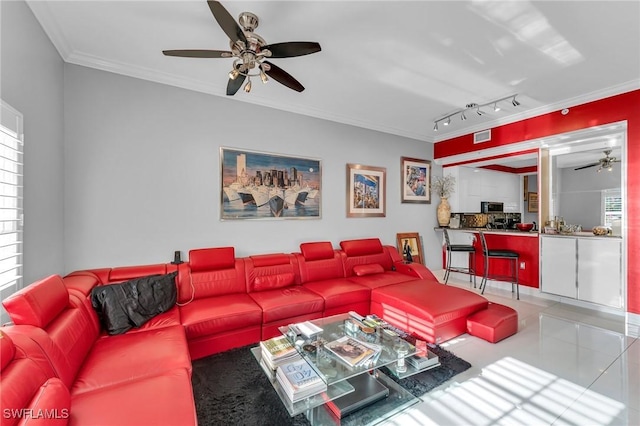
left=431, top=174, right=456, bottom=198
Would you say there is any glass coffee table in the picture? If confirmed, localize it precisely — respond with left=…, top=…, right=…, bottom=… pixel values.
left=251, top=312, right=440, bottom=426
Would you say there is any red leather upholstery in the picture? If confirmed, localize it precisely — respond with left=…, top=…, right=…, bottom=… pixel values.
left=246, top=253, right=323, bottom=339
left=466, top=302, right=518, bottom=343
left=68, top=368, right=196, bottom=426
left=0, top=331, right=70, bottom=426
left=371, top=279, right=488, bottom=344
left=178, top=247, right=262, bottom=359
left=108, top=263, right=170, bottom=282
left=339, top=241, right=415, bottom=289
left=340, top=238, right=384, bottom=257
left=61, top=272, right=100, bottom=297
left=2, top=275, right=70, bottom=328
left=296, top=242, right=369, bottom=316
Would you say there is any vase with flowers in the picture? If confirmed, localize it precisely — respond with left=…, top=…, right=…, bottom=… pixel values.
left=431, top=175, right=456, bottom=226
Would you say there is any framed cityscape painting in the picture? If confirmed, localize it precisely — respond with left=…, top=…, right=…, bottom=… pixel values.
left=220, top=147, right=321, bottom=220
left=401, top=157, right=431, bottom=204
left=346, top=163, right=386, bottom=218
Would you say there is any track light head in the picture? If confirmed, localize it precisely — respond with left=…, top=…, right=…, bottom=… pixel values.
left=476, top=108, right=485, bottom=116
left=512, top=96, right=520, bottom=106
left=433, top=122, right=438, bottom=132
left=444, top=117, right=450, bottom=126
left=493, top=102, right=500, bottom=112
left=461, top=112, right=467, bottom=121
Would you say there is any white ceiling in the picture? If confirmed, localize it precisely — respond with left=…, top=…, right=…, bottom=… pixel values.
left=27, top=1, right=640, bottom=143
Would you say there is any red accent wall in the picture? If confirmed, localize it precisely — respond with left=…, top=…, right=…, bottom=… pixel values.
left=435, top=90, right=640, bottom=315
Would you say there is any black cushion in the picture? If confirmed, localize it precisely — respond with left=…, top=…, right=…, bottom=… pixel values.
left=90, top=272, right=177, bottom=335
left=448, top=244, right=476, bottom=252
left=486, top=250, right=519, bottom=258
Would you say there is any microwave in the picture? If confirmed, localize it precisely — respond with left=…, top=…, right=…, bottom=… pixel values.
left=481, top=201, right=504, bottom=213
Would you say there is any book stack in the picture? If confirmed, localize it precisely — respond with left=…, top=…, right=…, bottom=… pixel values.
left=325, top=336, right=381, bottom=368
left=276, top=358, right=327, bottom=402
left=259, top=335, right=300, bottom=371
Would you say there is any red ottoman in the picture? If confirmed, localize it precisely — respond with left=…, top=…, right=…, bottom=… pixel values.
left=466, top=303, right=518, bottom=343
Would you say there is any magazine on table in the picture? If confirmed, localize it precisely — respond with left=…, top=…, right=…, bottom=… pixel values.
left=325, top=336, right=381, bottom=367
left=276, top=358, right=326, bottom=402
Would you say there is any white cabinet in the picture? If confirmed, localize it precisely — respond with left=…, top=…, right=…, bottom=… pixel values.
left=577, top=238, right=623, bottom=308
left=450, top=166, right=520, bottom=212
left=541, top=236, right=577, bottom=298
left=540, top=235, right=623, bottom=309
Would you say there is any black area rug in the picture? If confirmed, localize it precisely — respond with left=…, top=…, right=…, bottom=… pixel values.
left=191, top=344, right=471, bottom=426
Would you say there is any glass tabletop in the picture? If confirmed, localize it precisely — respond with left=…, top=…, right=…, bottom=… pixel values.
left=278, top=313, right=418, bottom=387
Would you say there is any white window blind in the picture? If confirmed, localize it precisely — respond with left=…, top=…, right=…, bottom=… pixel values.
left=0, top=101, right=23, bottom=297
left=603, top=189, right=622, bottom=228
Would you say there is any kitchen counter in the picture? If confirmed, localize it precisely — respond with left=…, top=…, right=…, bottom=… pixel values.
left=434, top=227, right=539, bottom=237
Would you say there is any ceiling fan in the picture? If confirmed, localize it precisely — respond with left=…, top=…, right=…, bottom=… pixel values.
left=163, top=1, right=321, bottom=96
left=573, top=149, right=621, bottom=172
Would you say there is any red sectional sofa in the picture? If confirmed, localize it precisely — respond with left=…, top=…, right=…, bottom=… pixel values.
left=0, top=237, right=494, bottom=425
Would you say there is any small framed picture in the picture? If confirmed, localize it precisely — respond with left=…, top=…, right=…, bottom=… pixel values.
left=346, top=163, right=386, bottom=218
left=528, top=192, right=539, bottom=213
left=401, top=157, right=431, bottom=204
left=396, top=232, right=423, bottom=264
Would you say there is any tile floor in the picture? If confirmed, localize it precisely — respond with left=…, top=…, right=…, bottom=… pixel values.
left=383, top=273, right=639, bottom=426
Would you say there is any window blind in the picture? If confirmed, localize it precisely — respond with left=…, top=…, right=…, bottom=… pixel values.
left=0, top=101, right=23, bottom=296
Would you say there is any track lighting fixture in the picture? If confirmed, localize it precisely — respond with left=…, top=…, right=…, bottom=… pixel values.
left=432, top=94, right=521, bottom=131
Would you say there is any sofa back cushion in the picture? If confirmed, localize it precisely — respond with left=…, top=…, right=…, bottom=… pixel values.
left=339, top=239, right=392, bottom=276
left=108, top=264, right=169, bottom=283
left=2, top=276, right=98, bottom=388
left=245, top=253, right=298, bottom=292
left=177, top=247, right=246, bottom=303
left=2, top=275, right=69, bottom=329
left=296, top=242, right=344, bottom=283
left=0, top=331, right=69, bottom=426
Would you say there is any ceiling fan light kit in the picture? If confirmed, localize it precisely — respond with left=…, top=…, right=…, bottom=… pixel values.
left=573, top=149, right=620, bottom=173
left=162, top=1, right=321, bottom=96
left=433, top=94, right=520, bottom=131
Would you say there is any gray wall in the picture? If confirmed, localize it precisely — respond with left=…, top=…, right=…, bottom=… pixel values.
left=557, top=166, right=621, bottom=229
left=0, top=1, right=65, bottom=285
left=63, top=64, right=440, bottom=273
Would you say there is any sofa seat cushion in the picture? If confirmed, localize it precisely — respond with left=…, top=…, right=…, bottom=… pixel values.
left=69, top=368, right=196, bottom=426
left=121, top=306, right=181, bottom=334
left=347, top=271, right=415, bottom=290
left=180, top=294, right=262, bottom=340
left=71, top=325, right=190, bottom=395
left=371, top=279, right=488, bottom=343
left=372, top=280, right=487, bottom=324
left=249, top=287, right=324, bottom=323
left=303, top=279, right=370, bottom=310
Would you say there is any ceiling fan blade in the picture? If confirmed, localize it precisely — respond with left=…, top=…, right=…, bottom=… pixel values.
left=262, top=42, right=321, bottom=58
left=207, top=1, right=247, bottom=45
left=163, top=49, right=232, bottom=58
left=226, top=72, right=246, bottom=96
left=261, top=61, right=304, bottom=92
left=574, top=163, right=599, bottom=171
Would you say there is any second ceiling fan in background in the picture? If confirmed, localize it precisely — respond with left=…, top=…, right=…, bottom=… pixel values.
left=163, top=1, right=321, bottom=95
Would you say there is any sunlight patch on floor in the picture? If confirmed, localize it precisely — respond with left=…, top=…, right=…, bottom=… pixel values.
left=384, top=357, right=626, bottom=426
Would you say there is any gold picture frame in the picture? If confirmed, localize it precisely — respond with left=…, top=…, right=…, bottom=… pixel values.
left=346, top=163, right=386, bottom=218
left=396, top=232, right=423, bottom=264
left=401, top=157, right=431, bottom=204
left=528, top=192, right=538, bottom=213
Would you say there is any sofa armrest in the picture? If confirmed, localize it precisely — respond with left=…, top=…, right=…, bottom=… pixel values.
left=393, top=261, right=439, bottom=281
